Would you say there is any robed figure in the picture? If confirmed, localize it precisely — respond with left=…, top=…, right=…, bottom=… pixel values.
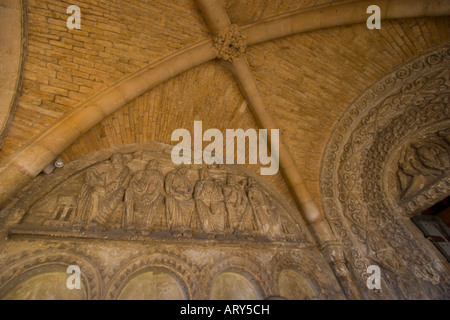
left=222, top=173, right=253, bottom=236
left=73, top=153, right=130, bottom=231
left=246, top=177, right=282, bottom=240
left=165, top=165, right=195, bottom=237
left=194, top=168, right=227, bottom=235
left=122, top=160, right=164, bottom=233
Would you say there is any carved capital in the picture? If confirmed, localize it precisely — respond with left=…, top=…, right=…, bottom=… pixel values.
left=213, top=24, right=246, bottom=62
left=320, top=241, right=345, bottom=265
left=320, top=241, right=365, bottom=299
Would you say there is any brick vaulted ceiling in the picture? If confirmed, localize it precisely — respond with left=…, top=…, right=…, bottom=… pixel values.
left=0, top=0, right=449, bottom=214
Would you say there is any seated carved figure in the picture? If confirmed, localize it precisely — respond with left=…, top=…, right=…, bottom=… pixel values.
left=72, top=153, right=130, bottom=232
left=122, top=160, right=164, bottom=234
left=165, top=165, right=195, bottom=237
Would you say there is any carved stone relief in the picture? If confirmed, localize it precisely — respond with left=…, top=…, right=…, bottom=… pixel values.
left=320, top=43, right=450, bottom=299
left=388, top=127, right=450, bottom=215
left=0, top=142, right=347, bottom=300
left=72, top=153, right=131, bottom=232
left=166, top=164, right=196, bottom=237
left=9, top=144, right=306, bottom=243
left=122, top=159, right=165, bottom=233
left=0, top=241, right=346, bottom=300
left=396, top=129, right=450, bottom=200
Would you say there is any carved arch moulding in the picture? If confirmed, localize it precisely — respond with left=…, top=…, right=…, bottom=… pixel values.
left=104, top=251, right=199, bottom=300
left=320, top=42, right=450, bottom=300
left=0, top=249, right=103, bottom=299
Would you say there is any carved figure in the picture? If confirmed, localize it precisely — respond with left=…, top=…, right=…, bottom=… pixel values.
left=165, top=165, right=195, bottom=237
left=398, top=140, right=449, bottom=199
left=194, top=168, right=227, bottom=236
left=73, top=153, right=130, bottom=231
left=222, top=173, right=253, bottom=235
left=122, top=160, right=164, bottom=233
left=246, top=177, right=282, bottom=240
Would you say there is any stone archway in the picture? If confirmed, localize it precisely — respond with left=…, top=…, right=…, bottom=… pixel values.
left=320, top=42, right=450, bottom=299
left=0, top=250, right=103, bottom=300
left=0, top=0, right=26, bottom=145
left=209, top=271, right=262, bottom=300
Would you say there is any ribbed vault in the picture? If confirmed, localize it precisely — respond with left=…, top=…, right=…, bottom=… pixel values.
left=0, top=0, right=449, bottom=300
left=1, top=0, right=449, bottom=213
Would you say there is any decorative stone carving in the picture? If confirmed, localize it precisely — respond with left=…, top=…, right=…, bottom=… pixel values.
left=105, top=250, right=198, bottom=300
left=320, top=43, right=450, bottom=299
left=43, top=195, right=77, bottom=228
left=123, top=160, right=164, bottom=233
left=270, top=251, right=345, bottom=300
left=200, top=254, right=269, bottom=298
left=397, top=129, right=450, bottom=200
left=165, top=165, right=195, bottom=237
left=0, top=250, right=103, bottom=300
left=194, top=167, right=227, bottom=236
left=246, top=177, right=282, bottom=240
left=9, top=143, right=307, bottom=243
left=1, top=146, right=343, bottom=300
left=72, top=153, right=130, bottom=232
left=212, top=24, right=246, bottom=62
left=0, top=239, right=347, bottom=300
left=222, top=173, right=253, bottom=236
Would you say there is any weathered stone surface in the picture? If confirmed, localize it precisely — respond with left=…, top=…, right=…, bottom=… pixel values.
left=0, top=142, right=344, bottom=300
left=320, top=43, right=450, bottom=300
left=0, top=0, right=449, bottom=300
left=8, top=143, right=308, bottom=242
left=0, top=0, right=24, bottom=146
